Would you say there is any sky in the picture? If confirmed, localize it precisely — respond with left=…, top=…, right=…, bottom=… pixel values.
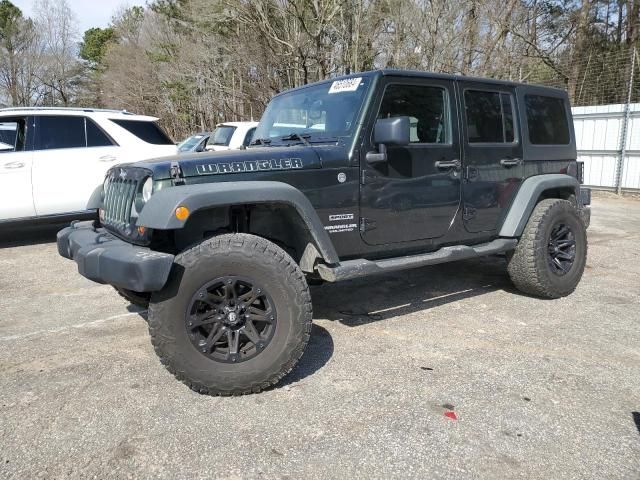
left=11, top=0, right=145, bottom=34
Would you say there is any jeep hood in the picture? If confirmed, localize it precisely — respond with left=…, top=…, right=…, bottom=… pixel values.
left=131, top=145, right=324, bottom=181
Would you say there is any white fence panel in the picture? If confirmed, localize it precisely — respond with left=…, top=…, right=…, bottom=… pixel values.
left=572, top=103, right=640, bottom=190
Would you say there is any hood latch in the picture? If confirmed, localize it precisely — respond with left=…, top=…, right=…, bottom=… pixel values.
left=170, top=161, right=185, bottom=185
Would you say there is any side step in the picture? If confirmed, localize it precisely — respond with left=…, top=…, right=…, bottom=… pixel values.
left=317, top=238, right=517, bottom=282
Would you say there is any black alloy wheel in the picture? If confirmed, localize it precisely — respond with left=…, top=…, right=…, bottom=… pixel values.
left=547, top=222, right=576, bottom=276
left=186, top=276, right=277, bottom=363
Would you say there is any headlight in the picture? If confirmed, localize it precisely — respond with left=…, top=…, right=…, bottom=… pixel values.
left=142, top=177, right=153, bottom=202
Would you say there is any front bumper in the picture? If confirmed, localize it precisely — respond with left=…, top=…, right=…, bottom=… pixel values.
left=57, top=221, right=174, bottom=292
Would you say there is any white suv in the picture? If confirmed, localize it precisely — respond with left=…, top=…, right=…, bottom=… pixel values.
left=0, top=107, right=177, bottom=224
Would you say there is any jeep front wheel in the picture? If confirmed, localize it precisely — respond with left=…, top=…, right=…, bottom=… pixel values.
left=147, top=233, right=312, bottom=395
left=507, top=198, right=587, bottom=298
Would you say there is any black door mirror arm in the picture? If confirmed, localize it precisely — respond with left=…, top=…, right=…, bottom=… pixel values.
left=366, top=143, right=387, bottom=164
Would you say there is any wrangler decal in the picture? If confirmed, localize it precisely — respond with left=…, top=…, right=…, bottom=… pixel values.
left=196, top=158, right=304, bottom=176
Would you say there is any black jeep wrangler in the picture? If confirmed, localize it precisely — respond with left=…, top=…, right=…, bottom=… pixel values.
left=58, top=70, right=591, bottom=395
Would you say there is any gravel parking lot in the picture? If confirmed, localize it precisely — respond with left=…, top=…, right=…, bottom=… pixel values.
left=0, top=195, right=638, bottom=480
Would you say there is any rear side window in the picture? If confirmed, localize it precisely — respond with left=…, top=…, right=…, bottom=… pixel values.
left=36, top=116, right=86, bottom=150
left=464, top=90, right=515, bottom=143
left=525, top=95, right=570, bottom=145
left=243, top=127, right=256, bottom=146
left=110, top=119, right=173, bottom=145
left=211, top=126, right=236, bottom=146
left=86, top=118, right=115, bottom=147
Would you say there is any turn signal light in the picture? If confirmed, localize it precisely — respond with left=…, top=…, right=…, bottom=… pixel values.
left=175, top=206, right=190, bottom=221
left=137, top=226, right=146, bottom=235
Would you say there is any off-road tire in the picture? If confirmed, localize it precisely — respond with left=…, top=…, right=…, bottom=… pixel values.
left=508, top=198, right=587, bottom=298
left=148, top=233, right=312, bottom=396
left=113, top=286, right=151, bottom=309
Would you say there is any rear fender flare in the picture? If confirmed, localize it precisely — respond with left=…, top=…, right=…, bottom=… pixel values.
left=499, top=174, right=580, bottom=237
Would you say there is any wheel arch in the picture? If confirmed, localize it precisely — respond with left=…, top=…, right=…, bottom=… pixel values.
left=500, top=174, right=580, bottom=238
left=137, top=181, right=339, bottom=267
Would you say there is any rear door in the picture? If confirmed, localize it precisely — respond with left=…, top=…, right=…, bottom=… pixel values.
left=31, top=115, right=120, bottom=216
left=359, top=77, right=461, bottom=245
left=459, top=82, right=523, bottom=233
left=0, top=116, right=35, bottom=220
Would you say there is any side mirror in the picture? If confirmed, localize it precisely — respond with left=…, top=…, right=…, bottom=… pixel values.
left=373, top=116, right=411, bottom=145
left=367, top=116, right=410, bottom=164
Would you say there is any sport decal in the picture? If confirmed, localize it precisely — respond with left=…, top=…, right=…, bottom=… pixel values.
left=329, top=214, right=354, bottom=222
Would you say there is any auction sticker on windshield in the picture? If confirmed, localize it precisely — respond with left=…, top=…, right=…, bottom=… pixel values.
left=329, top=77, right=362, bottom=94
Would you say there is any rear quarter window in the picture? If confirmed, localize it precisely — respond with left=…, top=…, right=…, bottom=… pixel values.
left=110, top=119, right=174, bottom=145
left=525, top=95, right=570, bottom=145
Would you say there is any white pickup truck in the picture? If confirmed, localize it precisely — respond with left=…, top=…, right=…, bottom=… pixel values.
left=177, top=121, right=258, bottom=153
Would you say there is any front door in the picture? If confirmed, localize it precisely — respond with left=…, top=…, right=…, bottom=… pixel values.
left=458, top=82, right=524, bottom=233
left=359, top=78, right=461, bottom=245
left=0, top=116, right=35, bottom=220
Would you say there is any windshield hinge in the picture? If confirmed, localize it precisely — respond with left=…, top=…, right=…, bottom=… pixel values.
left=170, top=161, right=185, bottom=185
left=360, top=217, right=376, bottom=233
left=361, top=169, right=372, bottom=185
left=463, top=206, right=477, bottom=221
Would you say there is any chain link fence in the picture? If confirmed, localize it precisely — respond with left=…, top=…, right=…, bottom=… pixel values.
left=524, top=47, right=640, bottom=193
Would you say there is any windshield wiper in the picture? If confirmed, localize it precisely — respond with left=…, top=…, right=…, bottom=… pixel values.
left=250, top=137, right=272, bottom=146
left=281, top=133, right=312, bottom=147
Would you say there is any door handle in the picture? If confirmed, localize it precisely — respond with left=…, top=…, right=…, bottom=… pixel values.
left=99, top=155, right=117, bottom=162
left=435, top=159, right=461, bottom=169
left=4, top=161, right=25, bottom=169
left=500, top=158, right=521, bottom=167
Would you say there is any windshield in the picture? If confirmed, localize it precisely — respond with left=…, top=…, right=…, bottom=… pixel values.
left=252, top=76, right=370, bottom=144
left=211, top=126, right=236, bottom=146
left=178, top=134, right=206, bottom=152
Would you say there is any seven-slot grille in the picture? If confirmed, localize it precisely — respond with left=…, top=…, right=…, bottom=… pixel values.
left=103, top=176, right=139, bottom=229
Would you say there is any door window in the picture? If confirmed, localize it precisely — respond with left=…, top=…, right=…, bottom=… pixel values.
left=0, top=119, right=26, bottom=153
left=524, top=95, right=570, bottom=145
left=378, top=84, right=450, bottom=144
left=464, top=90, right=515, bottom=143
left=34, top=116, right=117, bottom=150
left=35, top=116, right=86, bottom=150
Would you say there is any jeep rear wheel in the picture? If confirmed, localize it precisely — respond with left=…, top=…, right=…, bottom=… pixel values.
left=147, top=233, right=312, bottom=395
left=507, top=198, right=587, bottom=298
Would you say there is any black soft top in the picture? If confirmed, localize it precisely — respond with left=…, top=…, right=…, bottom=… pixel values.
left=277, top=69, right=565, bottom=97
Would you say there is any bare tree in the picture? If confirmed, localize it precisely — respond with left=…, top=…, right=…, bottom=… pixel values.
left=33, top=0, right=83, bottom=105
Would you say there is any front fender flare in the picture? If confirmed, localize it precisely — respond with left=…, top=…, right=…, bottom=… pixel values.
left=137, top=181, right=339, bottom=265
left=499, top=174, right=580, bottom=237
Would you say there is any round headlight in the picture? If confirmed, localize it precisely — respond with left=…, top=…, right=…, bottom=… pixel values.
left=142, top=177, right=153, bottom=202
